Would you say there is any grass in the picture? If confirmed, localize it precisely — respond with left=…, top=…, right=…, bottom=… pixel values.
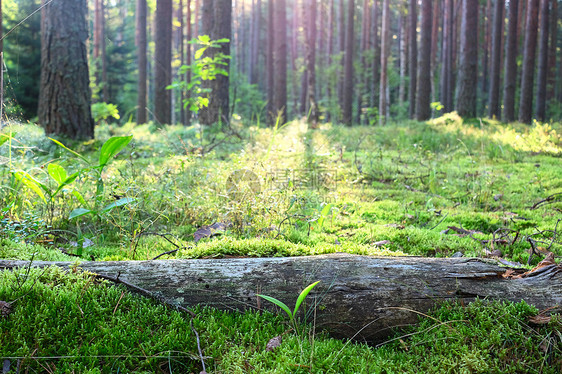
left=1, top=115, right=562, bottom=372
left=1, top=267, right=560, bottom=373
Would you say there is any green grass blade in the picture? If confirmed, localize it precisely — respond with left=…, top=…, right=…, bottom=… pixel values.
left=257, top=294, right=293, bottom=320
left=293, top=281, right=321, bottom=319
left=49, top=137, right=90, bottom=164
left=99, top=135, right=133, bottom=168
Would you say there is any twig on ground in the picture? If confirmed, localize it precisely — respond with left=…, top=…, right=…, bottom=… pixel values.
left=530, top=192, right=562, bottom=210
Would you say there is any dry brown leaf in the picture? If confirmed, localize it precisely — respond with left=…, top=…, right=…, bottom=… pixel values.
left=373, top=240, right=391, bottom=247
left=194, top=222, right=229, bottom=243
left=266, top=336, right=283, bottom=352
left=0, top=301, right=12, bottom=318
left=528, top=315, right=552, bottom=325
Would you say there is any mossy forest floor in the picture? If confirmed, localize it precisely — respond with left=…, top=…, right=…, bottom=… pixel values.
left=1, top=115, right=561, bottom=372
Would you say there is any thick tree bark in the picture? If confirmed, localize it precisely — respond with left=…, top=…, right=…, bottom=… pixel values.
left=535, top=0, right=549, bottom=122
left=379, top=0, right=390, bottom=125
left=415, top=0, right=432, bottom=121
left=488, top=0, right=504, bottom=119
left=273, top=0, right=288, bottom=124
left=342, top=0, right=354, bottom=126
left=38, top=0, right=94, bottom=140
left=518, top=0, right=539, bottom=124
left=154, top=0, right=172, bottom=125
left=408, top=0, right=417, bottom=119
left=136, top=0, right=148, bottom=125
left=2, top=254, right=561, bottom=343
left=502, top=0, right=519, bottom=122
left=455, top=0, right=478, bottom=118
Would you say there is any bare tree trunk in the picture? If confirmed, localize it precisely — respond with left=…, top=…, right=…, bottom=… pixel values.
left=415, top=0, right=432, bottom=121
left=154, top=0, right=172, bottom=125
left=342, top=0, right=355, bottom=126
left=535, top=0, right=549, bottom=122
left=482, top=0, right=492, bottom=106
left=266, top=0, right=275, bottom=125
left=274, top=0, right=288, bottom=124
left=398, top=3, right=407, bottom=106
left=185, top=0, right=192, bottom=126
left=546, top=0, right=557, bottom=101
left=518, top=0, right=539, bottom=124
left=488, top=0, right=504, bottom=119
left=440, top=0, right=454, bottom=112
left=38, top=0, right=94, bottom=139
left=304, top=0, right=318, bottom=126
left=4, top=255, right=561, bottom=344
left=379, top=0, right=390, bottom=124
left=136, top=0, right=148, bottom=124
left=408, top=0, right=417, bottom=119
left=502, top=0, right=519, bottom=122
left=455, top=0, right=478, bottom=118
left=326, top=0, right=335, bottom=121
left=430, top=0, right=440, bottom=107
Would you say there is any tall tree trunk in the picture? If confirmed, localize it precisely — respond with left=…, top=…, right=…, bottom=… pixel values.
left=430, top=0, right=440, bottom=107
left=398, top=3, right=407, bottom=106
left=250, top=0, right=261, bottom=85
left=38, top=0, right=94, bottom=139
left=357, top=0, right=371, bottom=124
left=305, top=0, right=318, bottom=126
left=518, top=0, right=539, bottom=124
left=408, top=0, right=417, bottom=119
left=154, top=0, right=172, bottom=125
left=546, top=0, right=557, bottom=101
left=502, top=0, right=519, bottom=122
left=185, top=0, right=192, bottom=126
left=338, top=0, right=345, bottom=113
left=291, top=0, right=301, bottom=115
left=379, top=0, right=390, bottom=124
left=488, top=0, right=504, bottom=119
left=370, top=0, right=380, bottom=110
left=178, top=0, right=185, bottom=126
left=415, top=0, right=432, bottom=121
left=299, top=1, right=308, bottom=116
left=273, top=0, right=288, bottom=124
left=482, top=0, right=492, bottom=105
left=535, top=0, right=549, bottom=121
left=194, top=0, right=200, bottom=38
left=327, top=0, right=335, bottom=121
left=440, top=0, right=454, bottom=112
left=455, top=0, right=478, bottom=118
left=266, top=0, right=275, bottom=125
left=342, top=0, right=355, bottom=125
left=136, top=0, right=148, bottom=124
left=200, top=0, right=232, bottom=126
left=93, top=0, right=108, bottom=102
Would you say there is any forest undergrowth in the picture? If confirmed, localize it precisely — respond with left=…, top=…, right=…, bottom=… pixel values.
left=1, top=115, right=562, bottom=372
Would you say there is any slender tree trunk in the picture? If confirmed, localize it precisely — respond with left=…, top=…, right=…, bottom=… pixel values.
left=136, top=0, right=148, bottom=124
left=0, top=0, right=3, bottom=126
left=274, top=0, right=288, bottom=124
left=338, top=0, right=345, bottom=114
left=200, top=0, right=232, bottom=126
left=299, top=1, right=308, bottom=115
left=194, top=0, right=200, bottom=38
left=266, top=0, right=275, bottom=125
left=93, top=0, right=108, bottom=102
left=342, top=0, right=355, bottom=126
left=546, top=0, right=557, bottom=101
left=408, top=0, right=417, bottom=119
left=154, top=0, right=172, bottom=125
left=327, top=0, right=335, bottom=121
left=399, top=3, right=407, bottom=106
left=291, top=0, right=301, bottom=115
left=185, top=0, right=192, bottom=126
left=250, top=0, right=261, bottom=85
left=357, top=0, right=371, bottom=124
left=518, top=0, right=539, bottom=124
left=482, top=0, right=492, bottom=103
left=502, top=0, right=519, bottom=122
left=305, top=0, right=318, bottom=126
left=440, top=0, right=454, bottom=112
left=535, top=0, right=549, bottom=121
left=430, top=0, right=440, bottom=107
left=415, top=0, right=432, bottom=121
left=488, top=0, right=504, bottom=119
left=178, top=0, right=185, bottom=126
left=455, top=0, right=478, bottom=118
left=38, top=0, right=94, bottom=139
left=370, top=0, right=380, bottom=110
left=379, top=0, right=390, bottom=124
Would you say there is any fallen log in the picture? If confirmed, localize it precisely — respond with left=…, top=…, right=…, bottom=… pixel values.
left=1, top=254, right=561, bottom=343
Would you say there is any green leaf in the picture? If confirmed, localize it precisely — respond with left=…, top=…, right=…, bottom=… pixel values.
left=49, top=138, right=90, bottom=164
left=197, top=34, right=210, bottom=44
left=215, top=38, right=230, bottom=44
left=293, top=281, right=321, bottom=319
left=47, top=163, right=67, bottom=185
left=257, top=294, right=293, bottom=320
left=69, top=208, right=92, bottom=220
left=194, top=46, right=207, bottom=60
left=101, top=197, right=136, bottom=213
left=0, top=132, right=16, bottom=147
left=317, top=204, right=333, bottom=229
left=99, top=135, right=133, bottom=168
left=14, top=171, right=47, bottom=203
left=72, top=190, right=88, bottom=207
left=52, top=171, right=80, bottom=197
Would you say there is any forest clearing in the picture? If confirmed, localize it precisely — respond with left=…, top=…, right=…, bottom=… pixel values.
left=1, top=0, right=562, bottom=372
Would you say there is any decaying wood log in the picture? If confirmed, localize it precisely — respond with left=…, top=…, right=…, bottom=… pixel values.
left=1, top=254, right=561, bottom=343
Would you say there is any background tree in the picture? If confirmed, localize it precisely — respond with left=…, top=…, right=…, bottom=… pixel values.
left=518, top=0, right=539, bottom=124
left=154, top=0, right=172, bottom=125
left=415, top=0, right=432, bottom=121
left=455, top=0, right=478, bottom=118
left=342, top=0, right=354, bottom=126
left=502, top=0, right=519, bottom=122
left=273, top=0, right=288, bottom=124
left=487, top=0, right=503, bottom=119
left=135, top=0, right=147, bottom=124
left=440, top=0, right=454, bottom=112
left=408, top=0, right=417, bottom=119
left=535, top=0, right=550, bottom=121
left=379, top=0, right=389, bottom=124
left=93, top=0, right=108, bottom=102
left=38, top=0, right=94, bottom=139
left=304, top=0, right=318, bottom=126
